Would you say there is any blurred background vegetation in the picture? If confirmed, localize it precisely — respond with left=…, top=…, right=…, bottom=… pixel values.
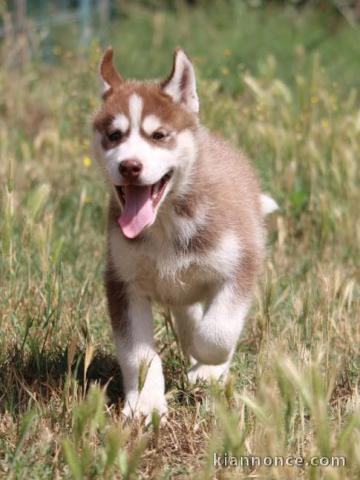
left=2, top=0, right=360, bottom=90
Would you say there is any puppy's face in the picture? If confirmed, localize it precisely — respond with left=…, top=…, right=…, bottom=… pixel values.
left=93, top=48, right=199, bottom=239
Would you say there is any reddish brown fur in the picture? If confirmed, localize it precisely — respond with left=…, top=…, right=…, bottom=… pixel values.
left=105, top=123, right=264, bottom=300
left=91, top=48, right=275, bottom=421
left=96, top=48, right=265, bottom=324
left=100, top=47, right=123, bottom=98
left=180, top=129, right=264, bottom=297
left=105, top=261, right=130, bottom=336
left=93, top=82, right=197, bottom=147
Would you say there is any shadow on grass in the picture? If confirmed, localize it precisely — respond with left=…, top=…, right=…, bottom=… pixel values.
left=0, top=348, right=124, bottom=414
left=0, top=344, right=213, bottom=414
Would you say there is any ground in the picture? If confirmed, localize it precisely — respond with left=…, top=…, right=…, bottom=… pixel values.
left=0, top=2, right=359, bottom=479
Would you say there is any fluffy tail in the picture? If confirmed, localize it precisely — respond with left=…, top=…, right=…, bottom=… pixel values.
left=261, top=194, right=279, bottom=215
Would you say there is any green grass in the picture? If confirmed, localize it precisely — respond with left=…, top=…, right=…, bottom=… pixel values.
left=0, top=2, right=359, bottom=479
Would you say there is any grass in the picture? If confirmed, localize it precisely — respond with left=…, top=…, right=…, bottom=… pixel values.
left=0, top=2, right=359, bottom=479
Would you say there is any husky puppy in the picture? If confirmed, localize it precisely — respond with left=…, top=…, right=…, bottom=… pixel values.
left=92, top=48, right=277, bottom=420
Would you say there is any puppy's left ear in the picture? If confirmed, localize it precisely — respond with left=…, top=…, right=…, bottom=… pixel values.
left=161, top=49, right=199, bottom=114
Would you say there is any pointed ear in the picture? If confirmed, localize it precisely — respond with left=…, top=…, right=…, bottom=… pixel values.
left=161, top=49, right=199, bottom=113
left=99, top=47, right=123, bottom=96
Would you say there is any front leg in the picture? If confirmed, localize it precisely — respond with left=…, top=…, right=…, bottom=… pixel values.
left=188, top=284, right=251, bottom=384
left=105, top=268, right=167, bottom=421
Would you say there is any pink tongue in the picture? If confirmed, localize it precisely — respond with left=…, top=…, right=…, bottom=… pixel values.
left=118, top=185, right=155, bottom=239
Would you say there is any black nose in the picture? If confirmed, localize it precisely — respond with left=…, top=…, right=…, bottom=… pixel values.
left=119, top=159, right=143, bottom=180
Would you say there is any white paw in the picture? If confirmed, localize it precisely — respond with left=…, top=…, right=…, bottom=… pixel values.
left=122, top=390, right=168, bottom=424
left=188, top=362, right=229, bottom=385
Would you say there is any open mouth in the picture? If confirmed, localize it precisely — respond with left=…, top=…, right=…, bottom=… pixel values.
left=115, top=171, right=172, bottom=209
left=114, top=170, right=173, bottom=239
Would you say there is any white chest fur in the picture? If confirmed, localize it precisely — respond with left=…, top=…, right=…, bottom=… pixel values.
left=109, top=226, right=241, bottom=306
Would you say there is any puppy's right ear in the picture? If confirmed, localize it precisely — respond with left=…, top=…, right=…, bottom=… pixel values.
left=161, top=48, right=199, bottom=113
left=99, top=47, right=123, bottom=97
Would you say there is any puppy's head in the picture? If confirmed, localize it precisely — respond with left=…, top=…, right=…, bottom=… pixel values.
left=93, top=48, right=199, bottom=239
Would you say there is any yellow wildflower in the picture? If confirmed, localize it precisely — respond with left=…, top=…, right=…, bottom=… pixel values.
left=83, top=156, right=92, bottom=168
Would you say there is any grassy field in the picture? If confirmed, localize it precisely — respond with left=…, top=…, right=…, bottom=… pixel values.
left=0, top=2, right=359, bottom=479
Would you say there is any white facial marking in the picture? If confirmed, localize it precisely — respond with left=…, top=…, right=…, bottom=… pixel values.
left=101, top=128, right=195, bottom=188
left=128, top=93, right=143, bottom=130
left=113, top=113, right=129, bottom=133
left=94, top=90, right=197, bottom=218
left=142, top=114, right=162, bottom=136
